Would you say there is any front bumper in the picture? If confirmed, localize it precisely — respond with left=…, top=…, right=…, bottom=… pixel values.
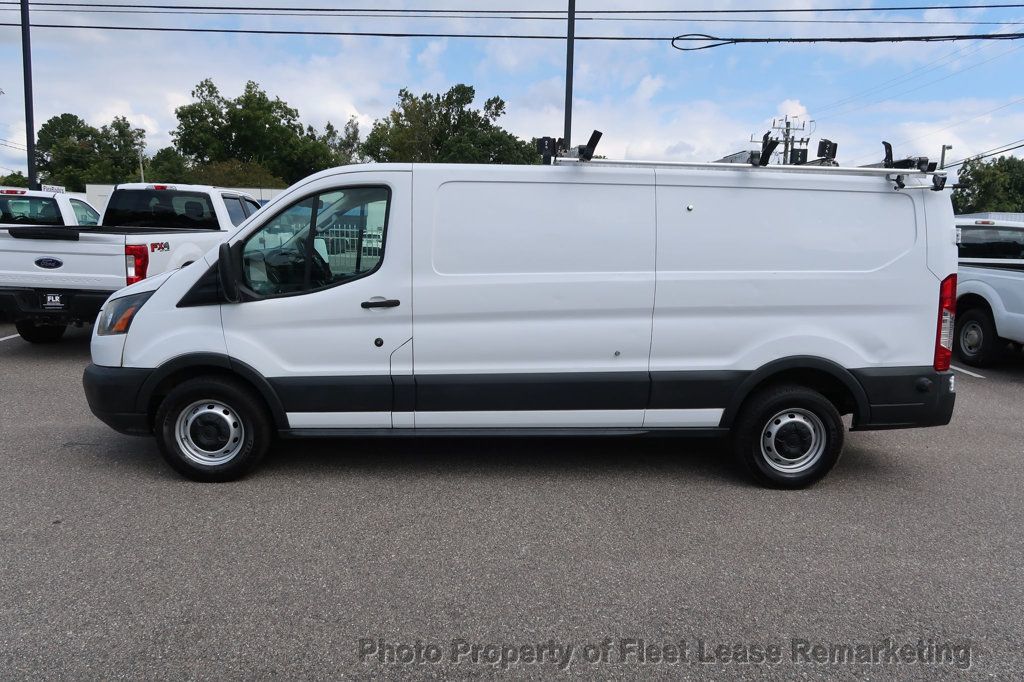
left=0, top=287, right=113, bottom=325
left=82, top=363, right=153, bottom=436
left=851, top=367, right=956, bottom=431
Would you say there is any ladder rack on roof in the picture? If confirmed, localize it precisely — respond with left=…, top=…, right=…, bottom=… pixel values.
left=539, top=130, right=947, bottom=191
left=552, top=157, right=948, bottom=191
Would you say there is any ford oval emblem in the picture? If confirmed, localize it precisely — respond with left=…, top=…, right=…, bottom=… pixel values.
left=35, top=257, right=63, bottom=270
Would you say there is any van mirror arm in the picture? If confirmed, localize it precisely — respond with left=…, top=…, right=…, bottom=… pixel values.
left=218, top=242, right=240, bottom=303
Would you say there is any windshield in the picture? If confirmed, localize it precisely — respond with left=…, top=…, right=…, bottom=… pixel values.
left=0, top=196, right=64, bottom=226
left=103, top=189, right=219, bottom=229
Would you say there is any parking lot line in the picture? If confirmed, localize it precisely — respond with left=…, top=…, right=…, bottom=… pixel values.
left=0, top=334, right=20, bottom=343
left=951, top=364, right=985, bottom=379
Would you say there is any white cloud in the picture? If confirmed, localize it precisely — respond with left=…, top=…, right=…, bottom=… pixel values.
left=633, top=75, right=664, bottom=103
left=777, top=99, right=808, bottom=118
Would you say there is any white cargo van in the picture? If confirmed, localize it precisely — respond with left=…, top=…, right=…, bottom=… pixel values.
left=83, top=161, right=957, bottom=487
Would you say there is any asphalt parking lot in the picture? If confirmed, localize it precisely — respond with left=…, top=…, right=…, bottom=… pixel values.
left=1, top=321, right=1022, bottom=679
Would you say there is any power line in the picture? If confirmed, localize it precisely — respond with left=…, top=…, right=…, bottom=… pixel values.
left=3, top=21, right=1024, bottom=45
left=816, top=42, right=1024, bottom=121
left=0, top=6, right=1022, bottom=25
left=848, top=94, right=1024, bottom=163
left=945, top=139, right=1024, bottom=166
left=0, top=22, right=662, bottom=39
left=672, top=31, right=1024, bottom=50
left=813, top=40, right=989, bottom=115
left=6, top=1, right=1024, bottom=15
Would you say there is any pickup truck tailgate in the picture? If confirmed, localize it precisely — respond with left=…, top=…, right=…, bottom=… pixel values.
left=0, top=229, right=126, bottom=291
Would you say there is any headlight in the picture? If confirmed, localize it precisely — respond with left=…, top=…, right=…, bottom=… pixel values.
left=97, top=292, right=153, bottom=336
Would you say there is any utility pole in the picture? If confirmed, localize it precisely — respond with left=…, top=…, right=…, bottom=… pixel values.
left=562, top=0, right=575, bottom=149
left=20, top=0, right=38, bottom=190
left=749, top=116, right=811, bottom=165
left=940, top=144, right=953, bottom=169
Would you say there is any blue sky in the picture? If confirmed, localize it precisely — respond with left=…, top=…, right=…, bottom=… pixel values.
left=1, top=1, right=1022, bottom=178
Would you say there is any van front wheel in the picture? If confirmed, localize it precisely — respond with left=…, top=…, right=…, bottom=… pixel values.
left=154, top=376, right=271, bottom=482
left=732, top=385, right=844, bottom=488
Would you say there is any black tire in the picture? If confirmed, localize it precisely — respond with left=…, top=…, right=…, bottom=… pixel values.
left=153, top=376, right=272, bottom=482
left=732, top=384, right=844, bottom=488
left=955, top=307, right=1001, bottom=367
left=15, top=320, right=67, bottom=344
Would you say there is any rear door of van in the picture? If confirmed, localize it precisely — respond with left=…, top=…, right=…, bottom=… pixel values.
left=410, top=164, right=656, bottom=428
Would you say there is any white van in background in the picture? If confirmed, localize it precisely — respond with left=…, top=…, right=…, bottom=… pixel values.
left=955, top=217, right=1024, bottom=365
left=83, top=161, right=957, bottom=487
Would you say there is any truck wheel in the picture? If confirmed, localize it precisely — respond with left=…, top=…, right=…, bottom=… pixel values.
left=153, top=376, right=272, bottom=482
left=15, top=320, right=67, bottom=344
left=732, top=385, right=844, bottom=488
left=955, top=308, right=1000, bottom=367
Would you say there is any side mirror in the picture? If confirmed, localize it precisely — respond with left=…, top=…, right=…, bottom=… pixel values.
left=218, top=242, right=240, bottom=303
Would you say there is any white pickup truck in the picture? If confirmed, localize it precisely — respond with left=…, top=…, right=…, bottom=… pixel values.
left=0, top=183, right=261, bottom=343
left=955, top=216, right=1024, bottom=365
left=0, top=187, right=101, bottom=226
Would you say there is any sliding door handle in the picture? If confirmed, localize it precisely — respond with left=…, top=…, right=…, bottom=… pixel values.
left=361, top=299, right=401, bottom=309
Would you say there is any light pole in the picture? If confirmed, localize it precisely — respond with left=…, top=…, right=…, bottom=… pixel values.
left=940, top=144, right=953, bottom=170
left=20, top=0, right=38, bottom=190
left=563, top=0, right=575, bottom=149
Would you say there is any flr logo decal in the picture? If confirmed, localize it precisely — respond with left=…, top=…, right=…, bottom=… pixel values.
left=150, top=242, right=170, bottom=252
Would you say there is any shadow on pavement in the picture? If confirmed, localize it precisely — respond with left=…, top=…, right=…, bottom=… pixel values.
left=1, top=326, right=93, bottom=359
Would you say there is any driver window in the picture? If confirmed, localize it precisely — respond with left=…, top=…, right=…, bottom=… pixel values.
left=240, top=186, right=389, bottom=298
left=242, top=198, right=314, bottom=296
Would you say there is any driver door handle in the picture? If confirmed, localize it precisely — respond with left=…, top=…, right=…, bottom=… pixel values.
left=361, top=299, right=401, bottom=309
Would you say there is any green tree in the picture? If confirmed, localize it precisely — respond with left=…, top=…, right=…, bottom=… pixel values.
left=361, top=84, right=538, bottom=165
left=94, top=116, right=146, bottom=183
left=172, top=79, right=228, bottom=165
left=172, top=79, right=359, bottom=183
left=147, top=147, right=192, bottom=183
left=952, top=155, right=1024, bottom=214
left=0, top=171, right=28, bottom=187
left=35, top=113, right=101, bottom=191
left=35, top=113, right=146, bottom=190
left=190, top=159, right=285, bottom=188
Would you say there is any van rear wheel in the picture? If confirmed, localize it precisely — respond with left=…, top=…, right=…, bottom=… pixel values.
left=732, top=385, right=844, bottom=488
left=15, top=320, right=67, bottom=344
left=154, top=376, right=271, bottom=482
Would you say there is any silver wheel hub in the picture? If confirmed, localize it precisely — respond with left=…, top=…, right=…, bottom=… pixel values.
left=960, top=321, right=983, bottom=355
left=760, top=408, right=827, bottom=474
left=175, top=400, right=245, bottom=466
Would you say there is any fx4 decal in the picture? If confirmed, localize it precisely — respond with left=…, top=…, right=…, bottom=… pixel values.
left=150, top=242, right=171, bottom=253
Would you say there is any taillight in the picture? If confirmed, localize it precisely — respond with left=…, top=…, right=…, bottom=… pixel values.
left=934, top=274, right=957, bottom=371
left=125, top=244, right=149, bottom=285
